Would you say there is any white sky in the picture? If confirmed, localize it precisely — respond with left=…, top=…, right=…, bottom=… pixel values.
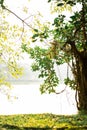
left=4, top=0, right=82, bottom=28
left=5, top=0, right=51, bottom=21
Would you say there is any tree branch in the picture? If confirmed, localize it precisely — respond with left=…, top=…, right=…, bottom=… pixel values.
left=55, top=85, right=66, bottom=94
left=4, top=6, right=35, bottom=30
left=81, top=0, right=87, bottom=42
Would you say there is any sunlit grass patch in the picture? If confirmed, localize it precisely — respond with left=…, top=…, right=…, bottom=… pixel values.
left=0, top=113, right=87, bottom=129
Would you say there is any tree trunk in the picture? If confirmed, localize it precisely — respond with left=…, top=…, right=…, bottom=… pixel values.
left=69, top=41, right=87, bottom=112
left=74, top=52, right=87, bottom=112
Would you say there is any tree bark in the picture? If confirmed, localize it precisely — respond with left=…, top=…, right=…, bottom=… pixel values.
left=74, top=51, right=87, bottom=112
left=68, top=40, right=87, bottom=111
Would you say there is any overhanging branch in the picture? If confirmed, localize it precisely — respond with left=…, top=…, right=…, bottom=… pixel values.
left=3, top=6, right=35, bottom=30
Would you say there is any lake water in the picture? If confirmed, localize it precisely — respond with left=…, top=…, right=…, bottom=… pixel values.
left=0, top=81, right=78, bottom=115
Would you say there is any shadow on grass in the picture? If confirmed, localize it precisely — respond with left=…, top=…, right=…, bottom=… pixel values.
left=1, top=124, right=87, bottom=130
left=0, top=124, right=67, bottom=130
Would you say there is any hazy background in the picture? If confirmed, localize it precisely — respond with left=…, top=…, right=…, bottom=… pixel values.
left=0, top=53, right=77, bottom=115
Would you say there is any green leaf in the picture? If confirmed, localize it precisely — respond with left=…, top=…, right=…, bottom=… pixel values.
left=32, top=34, right=39, bottom=39
left=34, top=29, right=38, bottom=32
left=0, top=0, right=4, bottom=5
left=57, top=3, right=64, bottom=6
left=48, top=0, right=51, bottom=2
left=32, top=39, right=37, bottom=42
left=0, top=0, right=5, bottom=8
left=67, top=1, right=76, bottom=6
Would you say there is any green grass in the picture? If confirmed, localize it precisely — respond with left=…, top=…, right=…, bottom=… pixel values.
left=0, top=113, right=87, bottom=130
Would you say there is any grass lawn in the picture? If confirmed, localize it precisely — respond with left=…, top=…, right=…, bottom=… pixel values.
left=0, top=113, right=87, bottom=130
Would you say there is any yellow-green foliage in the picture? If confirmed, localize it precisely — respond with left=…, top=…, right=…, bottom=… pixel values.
left=0, top=8, right=25, bottom=87
left=50, top=1, right=72, bottom=14
left=0, top=114, right=87, bottom=129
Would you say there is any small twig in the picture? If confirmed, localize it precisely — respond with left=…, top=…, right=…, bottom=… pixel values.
left=55, top=85, right=67, bottom=94
left=24, top=14, right=35, bottom=21
left=4, top=6, right=35, bottom=30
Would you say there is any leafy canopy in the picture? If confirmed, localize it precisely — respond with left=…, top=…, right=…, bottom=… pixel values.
left=22, top=0, right=87, bottom=93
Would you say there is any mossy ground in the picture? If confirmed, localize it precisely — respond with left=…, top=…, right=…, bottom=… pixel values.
left=0, top=113, right=87, bottom=130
